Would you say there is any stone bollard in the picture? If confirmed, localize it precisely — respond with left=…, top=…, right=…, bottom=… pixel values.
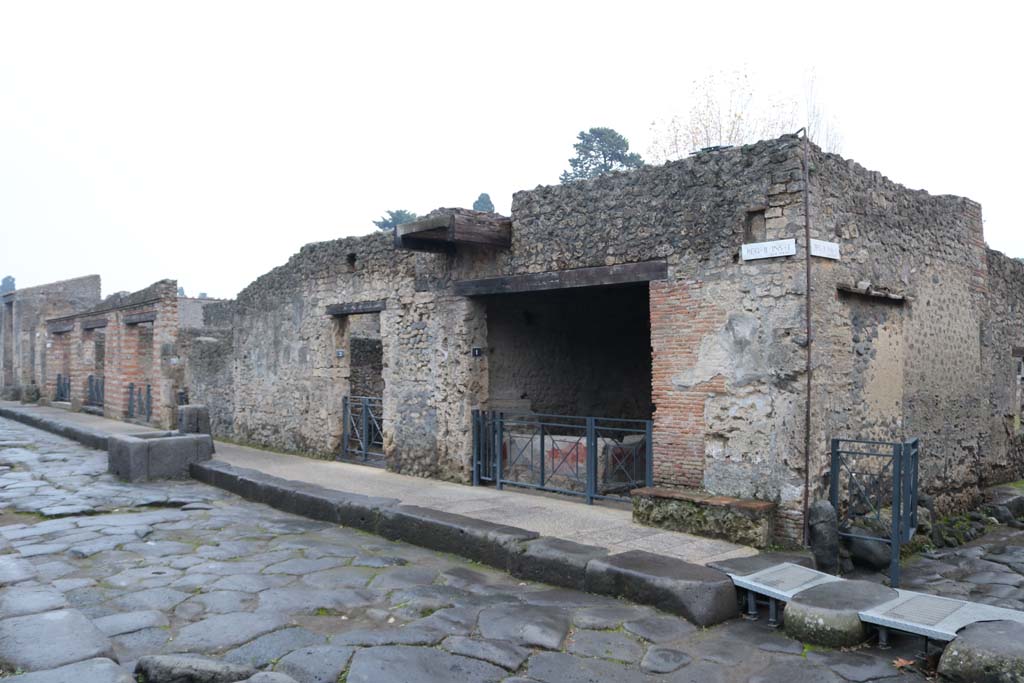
left=177, top=405, right=212, bottom=436
left=807, top=500, right=840, bottom=574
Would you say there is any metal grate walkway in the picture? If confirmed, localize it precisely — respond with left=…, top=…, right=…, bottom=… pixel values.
left=726, top=562, right=1024, bottom=642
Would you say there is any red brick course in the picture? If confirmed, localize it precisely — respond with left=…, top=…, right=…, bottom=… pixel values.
left=649, top=279, right=727, bottom=488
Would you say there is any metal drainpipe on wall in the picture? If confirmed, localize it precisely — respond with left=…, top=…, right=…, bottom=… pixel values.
left=799, top=128, right=814, bottom=547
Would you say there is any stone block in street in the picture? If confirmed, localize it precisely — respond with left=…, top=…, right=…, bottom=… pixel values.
left=938, top=620, right=1024, bottom=682
left=0, top=609, right=115, bottom=671
left=584, top=550, right=738, bottom=626
left=177, top=405, right=212, bottom=436
left=784, top=579, right=897, bottom=647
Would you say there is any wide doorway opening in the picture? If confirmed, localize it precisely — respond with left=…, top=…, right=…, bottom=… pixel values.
left=476, top=282, right=653, bottom=501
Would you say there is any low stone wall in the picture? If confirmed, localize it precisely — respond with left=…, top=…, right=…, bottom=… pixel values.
left=632, top=487, right=776, bottom=549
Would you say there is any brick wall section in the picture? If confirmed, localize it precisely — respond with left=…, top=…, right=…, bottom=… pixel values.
left=649, top=278, right=727, bottom=488
left=43, top=279, right=182, bottom=429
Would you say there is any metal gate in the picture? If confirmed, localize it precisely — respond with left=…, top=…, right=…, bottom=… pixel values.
left=829, top=437, right=920, bottom=587
left=54, top=374, right=71, bottom=402
left=472, top=410, right=653, bottom=504
left=86, top=375, right=104, bottom=407
left=340, top=396, right=385, bottom=465
left=127, top=383, right=152, bottom=421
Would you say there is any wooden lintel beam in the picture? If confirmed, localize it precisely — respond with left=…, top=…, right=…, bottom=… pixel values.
left=81, top=318, right=108, bottom=330
left=325, top=300, right=387, bottom=317
left=124, top=311, right=158, bottom=325
left=47, top=322, right=74, bottom=334
left=450, top=214, right=511, bottom=246
left=396, top=215, right=453, bottom=237
left=453, top=260, right=669, bottom=297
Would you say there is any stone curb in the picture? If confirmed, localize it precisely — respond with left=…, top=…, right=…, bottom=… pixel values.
left=0, top=408, right=741, bottom=628
left=0, top=405, right=110, bottom=451
left=190, top=460, right=738, bottom=626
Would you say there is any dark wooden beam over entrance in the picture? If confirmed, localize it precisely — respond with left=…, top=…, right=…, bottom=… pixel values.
left=81, top=318, right=108, bottom=330
left=124, top=311, right=158, bottom=325
left=325, top=300, right=387, bottom=317
left=395, top=211, right=512, bottom=252
left=453, top=260, right=669, bottom=297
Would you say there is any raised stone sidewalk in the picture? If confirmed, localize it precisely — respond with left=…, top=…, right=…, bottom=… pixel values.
left=0, top=401, right=754, bottom=567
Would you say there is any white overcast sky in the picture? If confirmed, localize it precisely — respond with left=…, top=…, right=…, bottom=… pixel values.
left=1, top=1, right=1020, bottom=298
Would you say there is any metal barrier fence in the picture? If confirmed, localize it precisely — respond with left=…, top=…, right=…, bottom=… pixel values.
left=127, top=383, right=152, bottom=421
left=86, top=375, right=104, bottom=407
left=54, top=374, right=71, bottom=402
left=340, top=396, right=384, bottom=465
left=472, top=410, right=653, bottom=504
left=829, top=437, right=920, bottom=587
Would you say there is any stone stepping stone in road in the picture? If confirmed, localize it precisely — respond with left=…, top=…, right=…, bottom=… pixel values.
left=938, top=620, right=1024, bottom=682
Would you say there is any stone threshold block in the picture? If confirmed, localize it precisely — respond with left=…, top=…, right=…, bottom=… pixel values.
left=108, top=431, right=213, bottom=482
left=584, top=550, right=738, bottom=626
left=631, top=486, right=776, bottom=548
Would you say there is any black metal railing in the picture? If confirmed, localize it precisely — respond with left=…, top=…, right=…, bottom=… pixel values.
left=54, top=374, right=71, bottom=402
left=127, top=383, right=152, bottom=421
left=86, top=375, right=104, bottom=407
left=473, top=410, right=653, bottom=504
left=340, top=396, right=385, bottom=465
left=829, top=437, right=920, bottom=587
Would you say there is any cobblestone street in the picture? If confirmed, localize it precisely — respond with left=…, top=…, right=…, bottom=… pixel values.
left=0, top=417, right=925, bottom=682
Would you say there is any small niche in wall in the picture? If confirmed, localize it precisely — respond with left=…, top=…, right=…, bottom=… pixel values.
left=744, top=210, right=767, bottom=243
left=346, top=253, right=357, bottom=272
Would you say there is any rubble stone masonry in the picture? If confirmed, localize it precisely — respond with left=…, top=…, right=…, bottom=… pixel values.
left=173, top=136, right=1024, bottom=543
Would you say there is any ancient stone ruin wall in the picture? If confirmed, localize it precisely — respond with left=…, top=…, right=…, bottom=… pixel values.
left=0, top=275, right=102, bottom=399
left=808, top=147, right=994, bottom=518
left=187, top=135, right=1022, bottom=545
left=983, top=250, right=1024, bottom=484
left=226, top=232, right=424, bottom=457
left=447, top=137, right=811, bottom=531
left=43, top=279, right=182, bottom=428
left=178, top=300, right=236, bottom=436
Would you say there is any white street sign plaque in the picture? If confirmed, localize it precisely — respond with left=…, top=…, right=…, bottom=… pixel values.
left=741, top=239, right=797, bottom=261
left=810, top=239, right=841, bottom=260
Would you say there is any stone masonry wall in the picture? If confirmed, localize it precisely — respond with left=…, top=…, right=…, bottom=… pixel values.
left=983, top=251, right=1024, bottom=484
left=807, top=146, right=998, bottom=523
left=188, top=135, right=1024, bottom=545
left=0, top=275, right=101, bottom=399
left=44, top=280, right=181, bottom=429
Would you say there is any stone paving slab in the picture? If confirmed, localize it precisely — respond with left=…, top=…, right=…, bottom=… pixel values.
left=0, top=413, right=932, bottom=682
